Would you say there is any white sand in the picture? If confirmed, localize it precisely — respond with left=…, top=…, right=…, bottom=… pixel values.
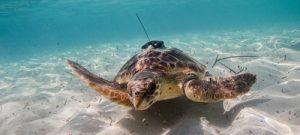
left=0, top=28, right=300, bottom=135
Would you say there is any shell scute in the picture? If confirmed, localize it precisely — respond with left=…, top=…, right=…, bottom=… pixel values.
left=114, top=48, right=207, bottom=84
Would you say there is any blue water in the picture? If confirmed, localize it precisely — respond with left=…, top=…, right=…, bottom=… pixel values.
left=0, top=0, right=300, bottom=63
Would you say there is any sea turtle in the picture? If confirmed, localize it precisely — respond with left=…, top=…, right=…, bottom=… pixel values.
left=67, top=40, right=256, bottom=110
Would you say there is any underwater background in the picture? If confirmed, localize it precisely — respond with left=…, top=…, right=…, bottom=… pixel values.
left=1, top=0, right=300, bottom=135
left=1, top=0, right=300, bottom=62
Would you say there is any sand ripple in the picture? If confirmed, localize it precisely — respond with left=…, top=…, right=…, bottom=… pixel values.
left=0, top=28, right=300, bottom=135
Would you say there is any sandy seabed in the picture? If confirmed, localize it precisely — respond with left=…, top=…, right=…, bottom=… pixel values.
left=0, top=28, right=300, bottom=135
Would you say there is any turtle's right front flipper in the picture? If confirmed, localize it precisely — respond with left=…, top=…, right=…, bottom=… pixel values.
left=67, top=60, right=131, bottom=106
left=183, top=73, right=256, bottom=102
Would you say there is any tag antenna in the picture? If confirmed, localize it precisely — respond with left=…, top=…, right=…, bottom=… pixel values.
left=136, top=13, right=150, bottom=41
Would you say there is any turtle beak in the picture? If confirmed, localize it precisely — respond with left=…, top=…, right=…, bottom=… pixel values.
left=132, top=96, right=143, bottom=110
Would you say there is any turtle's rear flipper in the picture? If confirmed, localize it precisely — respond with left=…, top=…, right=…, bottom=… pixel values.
left=67, top=60, right=131, bottom=106
left=183, top=73, right=256, bottom=102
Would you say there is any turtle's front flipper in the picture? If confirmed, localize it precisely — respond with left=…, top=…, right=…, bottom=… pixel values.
left=67, top=60, right=131, bottom=106
left=183, top=73, right=256, bottom=102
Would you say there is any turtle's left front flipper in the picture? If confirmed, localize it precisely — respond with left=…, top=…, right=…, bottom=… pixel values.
left=67, top=60, right=131, bottom=106
left=183, top=73, right=256, bottom=102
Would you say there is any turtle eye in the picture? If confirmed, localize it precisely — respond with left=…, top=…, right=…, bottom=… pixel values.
left=147, top=83, right=156, bottom=95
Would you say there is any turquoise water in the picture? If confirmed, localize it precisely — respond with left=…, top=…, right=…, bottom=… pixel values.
left=1, top=0, right=300, bottom=62
left=1, top=1, right=300, bottom=135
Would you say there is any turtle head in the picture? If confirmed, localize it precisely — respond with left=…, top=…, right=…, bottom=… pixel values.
left=127, top=71, right=162, bottom=110
left=142, top=40, right=165, bottom=49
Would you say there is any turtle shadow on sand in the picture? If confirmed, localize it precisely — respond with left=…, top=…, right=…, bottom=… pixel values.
left=116, top=97, right=270, bottom=135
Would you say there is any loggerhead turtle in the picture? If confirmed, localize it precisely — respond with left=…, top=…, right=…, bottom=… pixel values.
left=67, top=40, right=256, bottom=110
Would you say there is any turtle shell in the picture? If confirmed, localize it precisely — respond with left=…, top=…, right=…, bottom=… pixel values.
left=114, top=48, right=207, bottom=85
